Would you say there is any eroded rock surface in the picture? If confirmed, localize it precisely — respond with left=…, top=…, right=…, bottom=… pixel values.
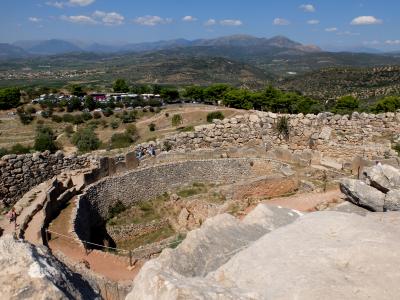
left=340, top=178, right=385, bottom=211
left=127, top=209, right=400, bottom=300
left=341, top=165, right=400, bottom=212
left=0, top=235, right=99, bottom=300
left=363, top=164, right=400, bottom=193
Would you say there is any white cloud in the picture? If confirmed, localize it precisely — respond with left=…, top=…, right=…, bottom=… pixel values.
left=134, top=15, right=173, bottom=26
left=204, top=19, right=217, bottom=26
left=307, top=19, right=319, bottom=25
left=273, top=18, right=290, bottom=26
left=182, top=16, right=197, bottom=22
left=300, top=4, right=316, bottom=12
left=337, top=31, right=360, bottom=36
left=363, top=40, right=380, bottom=45
left=325, top=27, right=338, bottom=32
left=68, top=0, right=95, bottom=6
left=46, top=1, right=64, bottom=8
left=93, top=11, right=124, bottom=26
left=46, top=0, right=94, bottom=8
left=351, top=16, right=382, bottom=25
left=220, top=19, right=242, bottom=26
left=385, top=40, right=400, bottom=45
left=29, top=17, right=42, bottom=22
left=61, top=15, right=97, bottom=24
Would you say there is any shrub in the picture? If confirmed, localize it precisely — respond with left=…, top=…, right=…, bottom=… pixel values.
left=275, top=116, right=290, bottom=140
left=332, top=96, right=360, bottom=115
left=0, top=147, right=7, bottom=157
left=126, top=124, right=138, bottom=138
left=110, top=119, right=120, bottom=129
left=110, top=132, right=133, bottom=149
left=102, top=107, right=113, bottom=117
left=72, top=114, right=84, bottom=125
left=394, top=143, right=400, bottom=156
left=149, top=123, right=156, bottom=131
left=51, top=115, right=62, bottom=123
left=206, top=111, right=224, bottom=123
left=93, top=111, right=102, bottom=119
left=171, top=114, right=183, bottom=126
left=108, top=200, right=127, bottom=219
left=81, top=112, right=93, bottom=121
left=165, top=112, right=169, bottom=117
left=25, top=106, right=36, bottom=114
left=62, top=113, right=75, bottom=123
left=10, top=143, right=31, bottom=154
left=121, top=113, right=135, bottom=123
left=17, top=108, right=34, bottom=125
left=34, top=125, right=58, bottom=152
left=71, top=127, right=100, bottom=153
left=163, top=140, right=172, bottom=151
left=64, top=125, right=74, bottom=136
left=41, top=108, right=53, bottom=119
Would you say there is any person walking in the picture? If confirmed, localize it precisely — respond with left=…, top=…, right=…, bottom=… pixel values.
left=7, top=207, right=18, bottom=231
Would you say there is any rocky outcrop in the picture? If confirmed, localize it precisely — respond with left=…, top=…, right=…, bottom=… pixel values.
left=0, top=235, right=99, bottom=299
left=127, top=204, right=302, bottom=299
left=363, top=164, right=400, bottom=193
left=340, top=178, right=386, bottom=211
left=341, top=165, right=400, bottom=212
left=127, top=208, right=400, bottom=300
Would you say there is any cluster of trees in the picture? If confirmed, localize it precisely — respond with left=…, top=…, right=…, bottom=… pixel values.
left=0, top=87, right=21, bottom=110
left=184, top=84, right=324, bottom=114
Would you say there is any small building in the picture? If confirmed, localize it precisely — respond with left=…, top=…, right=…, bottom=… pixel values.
left=91, top=93, right=107, bottom=102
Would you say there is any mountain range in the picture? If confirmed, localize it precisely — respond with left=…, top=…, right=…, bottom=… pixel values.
left=0, top=35, right=327, bottom=58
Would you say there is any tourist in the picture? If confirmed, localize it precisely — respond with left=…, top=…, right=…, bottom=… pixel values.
left=7, top=207, right=18, bottom=231
left=148, top=145, right=156, bottom=157
left=136, top=147, right=143, bottom=160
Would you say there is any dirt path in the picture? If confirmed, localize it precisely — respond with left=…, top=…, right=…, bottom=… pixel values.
left=0, top=181, right=48, bottom=236
left=47, top=198, right=143, bottom=282
left=244, top=188, right=344, bottom=215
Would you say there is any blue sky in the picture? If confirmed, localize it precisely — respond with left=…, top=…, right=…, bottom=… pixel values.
left=1, top=0, right=400, bottom=50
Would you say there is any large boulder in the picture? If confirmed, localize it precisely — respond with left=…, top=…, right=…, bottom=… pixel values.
left=363, top=164, right=400, bottom=193
left=384, top=189, right=400, bottom=211
left=127, top=210, right=400, bottom=300
left=127, top=204, right=300, bottom=299
left=340, top=178, right=385, bottom=212
left=0, top=235, right=99, bottom=300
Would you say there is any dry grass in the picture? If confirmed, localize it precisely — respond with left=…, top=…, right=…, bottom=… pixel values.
left=0, top=104, right=242, bottom=152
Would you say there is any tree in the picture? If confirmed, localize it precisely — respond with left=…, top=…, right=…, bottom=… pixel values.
left=69, top=85, right=86, bottom=97
left=71, top=127, right=100, bottom=152
left=160, top=88, right=180, bottom=103
left=34, top=126, right=58, bottom=153
left=373, top=96, right=400, bottom=113
left=67, top=97, right=82, bottom=112
left=332, top=95, right=360, bottom=114
left=204, top=84, right=232, bottom=103
left=183, top=86, right=205, bottom=101
left=0, top=87, right=21, bottom=110
left=113, top=79, right=129, bottom=93
left=171, top=114, right=183, bottom=126
left=84, top=96, right=96, bottom=111
left=223, top=89, right=253, bottom=110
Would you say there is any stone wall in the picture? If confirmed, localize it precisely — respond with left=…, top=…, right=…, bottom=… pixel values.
left=0, top=151, right=92, bottom=207
left=73, top=158, right=284, bottom=243
left=137, top=111, right=400, bottom=163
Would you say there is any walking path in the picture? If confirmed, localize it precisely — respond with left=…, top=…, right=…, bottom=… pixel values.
left=47, top=198, right=142, bottom=282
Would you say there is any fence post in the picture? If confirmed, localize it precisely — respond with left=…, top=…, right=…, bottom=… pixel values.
left=323, top=170, right=327, bottom=192
left=129, top=250, right=133, bottom=267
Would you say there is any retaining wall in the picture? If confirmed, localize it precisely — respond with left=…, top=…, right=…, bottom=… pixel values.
left=73, top=158, right=284, bottom=243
